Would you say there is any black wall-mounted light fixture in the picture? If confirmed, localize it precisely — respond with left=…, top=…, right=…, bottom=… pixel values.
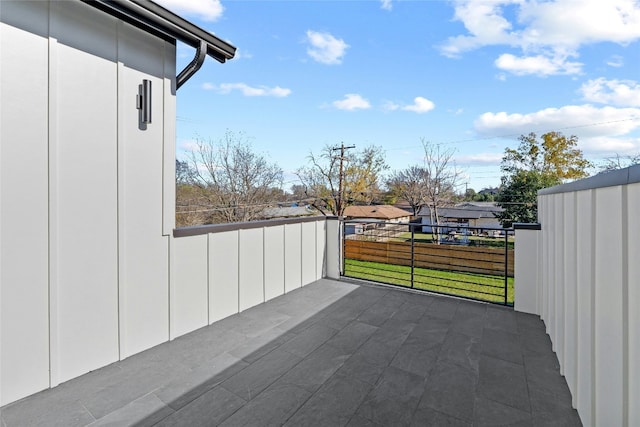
left=137, top=79, right=152, bottom=126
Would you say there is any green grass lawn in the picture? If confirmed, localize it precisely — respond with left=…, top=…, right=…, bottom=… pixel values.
left=344, top=258, right=514, bottom=305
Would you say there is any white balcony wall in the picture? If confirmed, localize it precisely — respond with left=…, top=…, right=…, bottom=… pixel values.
left=514, top=166, right=640, bottom=427
left=0, top=0, right=330, bottom=408
left=171, top=219, right=329, bottom=337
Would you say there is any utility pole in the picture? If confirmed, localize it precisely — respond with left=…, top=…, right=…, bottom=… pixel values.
left=332, top=142, right=355, bottom=216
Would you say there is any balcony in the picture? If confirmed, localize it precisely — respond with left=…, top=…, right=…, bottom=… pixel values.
left=0, top=278, right=579, bottom=426
left=3, top=164, right=639, bottom=426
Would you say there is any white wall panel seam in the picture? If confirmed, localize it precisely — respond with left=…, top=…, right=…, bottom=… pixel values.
left=47, top=24, right=60, bottom=388
left=237, top=230, right=240, bottom=313
left=622, top=185, right=629, bottom=427
left=590, top=189, right=597, bottom=426
left=116, top=25, right=128, bottom=360
left=207, top=234, right=210, bottom=325
left=263, top=227, right=266, bottom=299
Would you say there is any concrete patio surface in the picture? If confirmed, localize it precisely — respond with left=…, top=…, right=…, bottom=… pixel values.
left=1, top=278, right=581, bottom=426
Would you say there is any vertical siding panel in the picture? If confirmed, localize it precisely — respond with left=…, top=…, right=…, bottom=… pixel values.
left=239, top=228, right=264, bottom=311
left=628, top=183, right=640, bottom=426
left=316, top=220, right=326, bottom=280
left=284, top=223, right=302, bottom=292
left=563, top=192, right=578, bottom=403
left=301, top=222, right=316, bottom=286
left=117, top=22, right=169, bottom=359
left=209, top=231, right=239, bottom=323
left=162, top=44, right=176, bottom=235
left=554, top=194, right=565, bottom=365
left=575, top=189, right=594, bottom=427
left=264, top=225, right=285, bottom=301
left=170, top=235, right=208, bottom=339
left=48, top=1, right=119, bottom=384
left=594, top=186, right=624, bottom=426
left=0, top=0, right=51, bottom=405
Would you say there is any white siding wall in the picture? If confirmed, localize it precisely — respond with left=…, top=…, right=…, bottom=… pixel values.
left=515, top=179, right=640, bottom=427
left=513, top=229, right=538, bottom=315
left=0, top=1, right=331, bottom=407
left=117, top=23, right=172, bottom=359
left=264, top=226, right=286, bottom=301
left=48, top=1, right=121, bottom=385
left=0, top=0, right=51, bottom=405
left=171, top=235, right=209, bottom=339
left=1, top=0, right=173, bottom=405
left=174, top=219, right=329, bottom=336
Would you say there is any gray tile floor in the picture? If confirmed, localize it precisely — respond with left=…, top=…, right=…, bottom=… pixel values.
left=0, top=279, right=581, bottom=426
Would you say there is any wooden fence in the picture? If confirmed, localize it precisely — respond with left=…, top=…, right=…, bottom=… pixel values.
left=345, top=239, right=514, bottom=277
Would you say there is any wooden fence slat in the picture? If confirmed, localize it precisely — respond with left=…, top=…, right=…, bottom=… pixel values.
left=345, top=240, right=514, bottom=277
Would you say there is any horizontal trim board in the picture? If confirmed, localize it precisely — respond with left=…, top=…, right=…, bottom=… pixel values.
left=539, top=164, right=640, bottom=196
left=174, top=216, right=327, bottom=237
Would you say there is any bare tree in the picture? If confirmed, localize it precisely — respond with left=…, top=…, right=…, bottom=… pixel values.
left=387, top=139, right=461, bottom=242
left=186, top=130, right=283, bottom=223
left=387, top=165, right=429, bottom=216
left=296, top=144, right=387, bottom=216
left=422, top=139, right=461, bottom=242
left=599, top=153, right=640, bottom=172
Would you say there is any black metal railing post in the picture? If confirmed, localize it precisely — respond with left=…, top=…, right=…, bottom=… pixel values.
left=504, top=230, right=509, bottom=305
left=410, top=224, right=415, bottom=288
left=341, top=220, right=346, bottom=277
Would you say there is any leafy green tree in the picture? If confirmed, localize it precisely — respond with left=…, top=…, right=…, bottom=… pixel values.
left=496, top=132, right=591, bottom=227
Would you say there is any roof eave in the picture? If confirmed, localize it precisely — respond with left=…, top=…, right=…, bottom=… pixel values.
left=83, top=0, right=236, bottom=63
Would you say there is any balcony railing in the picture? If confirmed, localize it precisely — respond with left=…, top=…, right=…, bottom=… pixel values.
left=340, top=220, right=514, bottom=305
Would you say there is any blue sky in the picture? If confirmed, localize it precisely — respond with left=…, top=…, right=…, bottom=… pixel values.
left=157, top=0, right=640, bottom=192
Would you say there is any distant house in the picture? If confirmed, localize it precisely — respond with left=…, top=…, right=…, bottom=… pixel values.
left=343, top=205, right=412, bottom=237
left=262, top=205, right=319, bottom=219
left=343, top=205, right=412, bottom=223
left=419, top=202, right=503, bottom=233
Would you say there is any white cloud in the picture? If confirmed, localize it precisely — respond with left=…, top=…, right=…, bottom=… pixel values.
left=580, top=136, right=640, bottom=154
left=382, top=97, right=435, bottom=113
left=381, top=0, right=393, bottom=11
left=401, top=97, right=435, bottom=113
left=456, top=153, right=503, bottom=166
left=232, top=49, right=253, bottom=60
left=474, top=104, right=640, bottom=157
left=495, top=53, right=582, bottom=76
left=475, top=104, right=640, bottom=138
left=178, top=139, right=200, bottom=152
left=333, top=94, right=371, bottom=111
left=306, top=30, right=349, bottom=65
left=441, top=0, right=640, bottom=76
left=580, top=78, right=640, bottom=107
left=607, top=55, right=625, bottom=67
left=203, top=82, right=291, bottom=97
left=382, top=101, right=400, bottom=111
left=154, top=0, right=223, bottom=21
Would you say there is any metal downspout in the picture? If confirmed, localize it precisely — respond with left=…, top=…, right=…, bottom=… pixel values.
left=176, top=39, right=207, bottom=90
